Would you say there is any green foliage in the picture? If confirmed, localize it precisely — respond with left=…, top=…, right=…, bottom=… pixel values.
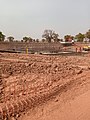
left=64, top=35, right=74, bottom=42
left=85, top=29, right=90, bottom=40
left=0, top=31, right=5, bottom=41
left=23, top=37, right=32, bottom=42
left=7, top=36, right=14, bottom=42
left=75, top=33, right=85, bottom=42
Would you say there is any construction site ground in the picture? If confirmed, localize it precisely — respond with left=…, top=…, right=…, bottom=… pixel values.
left=0, top=51, right=90, bottom=120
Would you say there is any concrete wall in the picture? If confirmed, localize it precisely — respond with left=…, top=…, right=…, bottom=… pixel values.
left=0, top=42, right=63, bottom=52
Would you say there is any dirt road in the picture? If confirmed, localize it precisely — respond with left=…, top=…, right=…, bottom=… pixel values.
left=19, top=90, right=90, bottom=120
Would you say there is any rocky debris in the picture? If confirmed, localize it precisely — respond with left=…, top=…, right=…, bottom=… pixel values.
left=0, top=53, right=90, bottom=119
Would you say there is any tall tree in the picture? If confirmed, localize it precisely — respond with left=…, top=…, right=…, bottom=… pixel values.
left=75, top=33, right=85, bottom=42
left=0, top=31, right=5, bottom=41
left=42, top=30, right=59, bottom=43
left=7, top=36, right=14, bottom=42
left=53, top=33, right=59, bottom=42
left=85, top=29, right=90, bottom=40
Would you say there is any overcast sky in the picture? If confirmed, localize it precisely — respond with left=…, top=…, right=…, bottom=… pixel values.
left=0, top=0, right=90, bottom=40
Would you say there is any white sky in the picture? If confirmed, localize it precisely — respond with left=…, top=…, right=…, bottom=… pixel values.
left=0, top=0, right=90, bottom=40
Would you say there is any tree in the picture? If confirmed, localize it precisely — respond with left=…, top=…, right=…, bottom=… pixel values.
left=35, top=39, right=39, bottom=42
left=23, top=37, right=29, bottom=42
left=53, top=33, right=59, bottom=42
left=7, top=36, right=14, bottom=42
left=0, top=31, right=5, bottom=41
left=23, top=37, right=32, bottom=42
left=28, top=37, right=33, bottom=42
left=85, top=29, right=90, bottom=40
left=21, top=40, right=23, bottom=42
left=64, top=35, right=74, bottom=42
left=33, top=39, right=35, bottom=42
left=42, top=39, right=46, bottom=42
left=75, top=33, right=85, bottom=42
left=42, top=30, right=59, bottom=43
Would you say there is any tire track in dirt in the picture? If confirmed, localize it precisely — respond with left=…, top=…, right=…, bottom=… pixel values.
left=0, top=53, right=90, bottom=120
left=0, top=70, right=90, bottom=120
